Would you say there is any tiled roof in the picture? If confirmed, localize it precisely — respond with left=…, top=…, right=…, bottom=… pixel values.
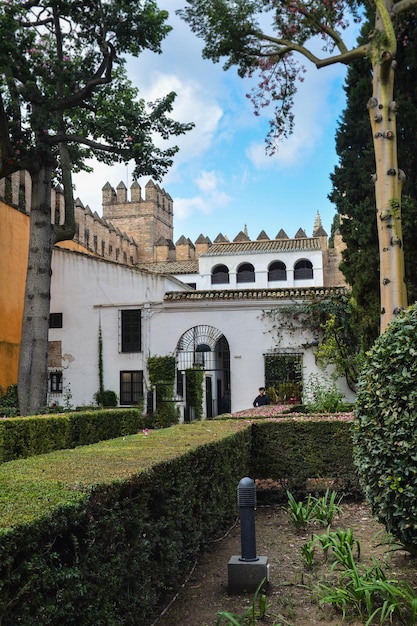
left=137, top=260, right=199, bottom=274
left=200, top=237, right=321, bottom=256
left=164, top=286, right=348, bottom=302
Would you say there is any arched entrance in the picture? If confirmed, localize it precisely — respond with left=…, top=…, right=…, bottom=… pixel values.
left=176, top=325, right=230, bottom=419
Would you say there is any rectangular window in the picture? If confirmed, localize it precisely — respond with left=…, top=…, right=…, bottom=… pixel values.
left=121, top=309, right=141, bottom=352
left=120, top=371, right=143, bottom=405
left=49, top=312, right=63, bottom=328
left=49, top=371, right=63, bottom=393
left=265, top=353, right=303, bottom=401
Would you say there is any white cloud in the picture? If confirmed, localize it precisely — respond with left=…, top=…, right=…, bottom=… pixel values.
left=174, top=196, right=206, bottom=220
left=195, top=170, right=220, bottom=193
left=150, top=74, right=223, bottom=162
left=173, top=169, right=232, bottom=222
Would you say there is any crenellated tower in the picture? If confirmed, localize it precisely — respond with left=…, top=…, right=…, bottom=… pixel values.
left=102, top=179, right=174, bottom=263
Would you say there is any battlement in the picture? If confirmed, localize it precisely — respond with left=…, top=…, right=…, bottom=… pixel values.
left=0, top=171, right=140, bottom=266
left=1, top=172, right=346, bottom=287
left=101, top=180, right=174, bottom=262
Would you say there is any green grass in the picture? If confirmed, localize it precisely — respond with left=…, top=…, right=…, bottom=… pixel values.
left=0, top=420, right=248, bottom=529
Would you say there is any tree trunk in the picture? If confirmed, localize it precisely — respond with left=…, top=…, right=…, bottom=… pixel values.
left=370, top=12, right=408, bottom=334
left=17, top=162, right=54, bottom=416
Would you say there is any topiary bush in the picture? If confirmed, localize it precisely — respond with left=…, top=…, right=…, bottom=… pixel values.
left=94, top=389, right=118, bottom=407
left=353, top=303, right=417, bottom=554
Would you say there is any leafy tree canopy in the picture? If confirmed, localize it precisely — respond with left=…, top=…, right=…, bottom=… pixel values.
left=0, top=0, right=194, bottom=416
left=0, top=0, right=193, bottom=181
left=178, top=0, right=363, bottom=153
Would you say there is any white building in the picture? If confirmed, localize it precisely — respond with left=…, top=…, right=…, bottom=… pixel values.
left=48, top=246, right=353, bottom=419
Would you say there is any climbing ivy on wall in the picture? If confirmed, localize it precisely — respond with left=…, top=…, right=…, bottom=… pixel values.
left=147, top=356, right=178, bottom=427
left=148, top=356, right=176, bottom=386
left=186, top=367, right=204, bottom=421
left=95, top=322, right=118, bottom=407
left=261, top=292, right=364, bottom=392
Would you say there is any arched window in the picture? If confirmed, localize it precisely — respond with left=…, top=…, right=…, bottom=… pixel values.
left=294, top=259, right=313, bottom=280
left=211, top=264, right=230, bottom=284
left=268, top=261, right=287, bottom=281
left=237, top=262, right=255, bottom=283
left=195, top=343, right=211, bottom=367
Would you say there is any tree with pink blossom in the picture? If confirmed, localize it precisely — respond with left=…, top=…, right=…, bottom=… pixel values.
left=179, top=0, right=415, bottom=334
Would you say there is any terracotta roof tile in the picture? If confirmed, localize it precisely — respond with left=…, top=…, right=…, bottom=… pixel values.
left=200, top=237, right=320, bottom=256
left=137, top=260, right=199, bottom=274
left=164, top=286, right=348, bottom=302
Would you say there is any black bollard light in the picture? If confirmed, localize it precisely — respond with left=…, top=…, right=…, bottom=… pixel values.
left=237, top=477, right=259, bottom=562
left=227, top=477, right=269, bottom=593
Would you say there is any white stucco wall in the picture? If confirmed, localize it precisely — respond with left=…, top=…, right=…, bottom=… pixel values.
left=49, top=249, right=187, bottom=408
left=49, top=249, right=354, bottom=415
left=196, top=248, right=324, bottom=290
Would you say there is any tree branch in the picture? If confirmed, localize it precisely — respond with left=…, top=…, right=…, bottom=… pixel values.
left=54, top=45, right=115, bottom=110
left=255, top=31, right=370, bottom=68
left=391, top=0, right=417, bottom=17
left=49, top=133, right=124, bottom=155
left=294, top=4, right=349, bottom=55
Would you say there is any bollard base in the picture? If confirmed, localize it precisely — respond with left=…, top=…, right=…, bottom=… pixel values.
left=227, top=555, right=270, bottom=594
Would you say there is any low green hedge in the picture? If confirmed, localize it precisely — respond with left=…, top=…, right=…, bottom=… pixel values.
left=0, top=417, right=357, bottom=625
left=0, top=408, right=146, bottom=463
left=250, top=417, right=360, bottom=500
left=0, top=421, right=251, bottom=626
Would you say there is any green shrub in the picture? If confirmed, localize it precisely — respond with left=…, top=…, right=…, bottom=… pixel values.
left=354, top=303, right=417, bottom=554
left=148, top=355, right=179, bottom=426
left=275, top=381, right=302, bottom=402
left=303, top=374, right=346, bottom=413
left=0, top=385, right=19, bottom=416
left=153, top=402, right=179, bottom=429
left=94, top=389, right=118, bottom=407
left=0, top=409, right=143, bottom=463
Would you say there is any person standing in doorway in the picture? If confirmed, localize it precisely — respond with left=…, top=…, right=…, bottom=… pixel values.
left=253, top=387, right=270, bottom=407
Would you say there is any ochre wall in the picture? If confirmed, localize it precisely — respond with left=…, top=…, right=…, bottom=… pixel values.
left=0, top=202, right=29, bottom=394
left=0, top=204, right=94, bottom=396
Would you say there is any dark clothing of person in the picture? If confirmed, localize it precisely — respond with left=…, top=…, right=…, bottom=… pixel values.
left=253, top=394, right=270, bottom=407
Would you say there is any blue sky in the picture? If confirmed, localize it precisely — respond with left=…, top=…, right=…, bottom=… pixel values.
left=73, top=2, right=361, bottom=244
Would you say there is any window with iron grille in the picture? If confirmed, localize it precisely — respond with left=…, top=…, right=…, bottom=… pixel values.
left=294, top=259, right=313, bottom=280
left=120, top=309, right=141, bottom=352
left=49, top=312, right=63, bottom=328
left=265, top=353, right=303, bottom=400
left=268, top=261, right=287, bottom=281
left=120, top=370, right=143, bottom=405
left=237, top=262, right=255, bottom=283
left=211, top=264, right=230, bottom=284
left=49, top=370, right=63, bottom=393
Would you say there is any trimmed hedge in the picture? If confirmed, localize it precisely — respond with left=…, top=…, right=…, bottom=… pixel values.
left=251, top=418, right=360, bottom=500
left=354, top=303, right=417, bottom=554
left=0, top=417, right=357, bottom=625
left=0, top=408, right=146, bottom=463
left=0, top=422, right=251, bottom=626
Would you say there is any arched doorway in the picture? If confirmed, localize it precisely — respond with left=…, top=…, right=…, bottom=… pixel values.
left=176, top=325, right=230, bottom=419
